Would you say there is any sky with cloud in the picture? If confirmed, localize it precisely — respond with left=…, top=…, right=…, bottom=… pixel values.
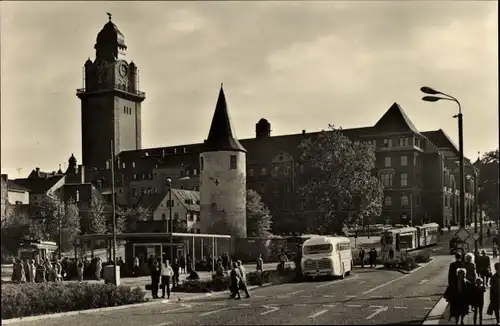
left=1, top=1, right=497, bottom=178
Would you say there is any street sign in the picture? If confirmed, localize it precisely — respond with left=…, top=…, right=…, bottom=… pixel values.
left=472, top=233, right=480, bottom=241
left=456, top=228, right=471, bottom=242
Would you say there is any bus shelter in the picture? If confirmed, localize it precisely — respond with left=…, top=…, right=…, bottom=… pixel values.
left=76, top=232, right=232, bottom=273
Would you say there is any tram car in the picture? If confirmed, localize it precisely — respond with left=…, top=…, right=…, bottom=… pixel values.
left=415, top=223, right=440, bottom=248
left=380, top=227, right=419, bottom=252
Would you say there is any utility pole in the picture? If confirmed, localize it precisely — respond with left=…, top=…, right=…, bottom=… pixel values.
left=110, top=141, right=117, bottom=266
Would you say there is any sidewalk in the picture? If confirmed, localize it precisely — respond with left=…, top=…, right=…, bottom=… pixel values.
left=423, top=254, right=500, bottom=325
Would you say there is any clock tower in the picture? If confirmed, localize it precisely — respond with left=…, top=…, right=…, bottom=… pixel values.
left=76, top=14, right=146, bottom=171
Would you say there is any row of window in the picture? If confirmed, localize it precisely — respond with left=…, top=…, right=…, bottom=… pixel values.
left=383, top=154, right=421, bottom=168
left=380, top=173, right=408, bottom=187
left=159, top=212, right=200, bottom=222
left=384, top=194, right=421, bottom=207
left=123, top=106, right=133, bottom=115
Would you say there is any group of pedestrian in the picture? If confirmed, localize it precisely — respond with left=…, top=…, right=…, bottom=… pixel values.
left=229, top=260, right=250, bottom=300
left=445, top=251, right=500, bottom=325
left=358, top=247, right=378, bottom=268
left=11, top=258, right=63, bottom=283
left=149, top=258, right=177, bottom=299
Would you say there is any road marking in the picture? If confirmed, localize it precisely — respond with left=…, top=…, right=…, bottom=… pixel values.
left=289, top=290, right=304, bottom=296
left=394, top=306, right=407, bottom=309
left=150, top=323, right=172, bottom=326
left=277, top=295, right=289, bottom=299
left=419, top=279, right=429, bottom=284
left=370, top=295, right=383, bottom=298
left=161, top=303, right=192, bottom=313
left=346, top=295, right=357, bottom=299
left=323, top=295, right=335, bottom=298
left=366, top=306, right=388, bottom=320
left=295, top=303, right=307, bottom=307
left=238, top=303, right=251, bottom=307
left=261, top=305, right=280, bottom=315
left=347, top=304, right=362, bottom=307
left=362, top=273, right=410, bottom=295
left=323, top=304, right=338, bottom=308
left=253, top=295, right=265, bottom=298
left=214, top=302, right=226, bottom=306
left=419, top=297, right=432, bottom=301
left=199, top=307, right=230, bottom=316
left=309, top=309, right=330, bottom=318
left=316, top=273, right=359, bottom=288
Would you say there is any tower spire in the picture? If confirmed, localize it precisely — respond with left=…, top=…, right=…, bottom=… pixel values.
left=107, top=12, right=112, bottom=21
left=204, top=85, right=246, bottom=153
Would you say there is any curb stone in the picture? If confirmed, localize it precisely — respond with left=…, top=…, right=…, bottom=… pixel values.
left=1, top=283, right=272, bottom=324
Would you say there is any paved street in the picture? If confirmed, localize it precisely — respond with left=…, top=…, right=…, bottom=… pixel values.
left=12, top=254, right=453, bottom=326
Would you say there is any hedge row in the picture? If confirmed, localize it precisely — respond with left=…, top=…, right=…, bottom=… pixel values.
left=171, top=268, right=297, bottom=293
left=1, top=282, right=146, bottom=320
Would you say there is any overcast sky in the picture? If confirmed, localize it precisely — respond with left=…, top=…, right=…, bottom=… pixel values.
left=1, top=1, right=497, bottom=178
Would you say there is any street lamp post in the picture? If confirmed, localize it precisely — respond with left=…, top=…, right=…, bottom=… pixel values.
left=421, top=86, right=466, bottom=229
left=166, top=178, right=173, bottom=262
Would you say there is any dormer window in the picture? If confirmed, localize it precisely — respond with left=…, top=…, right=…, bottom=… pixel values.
left=193, top=169, right=198, bottom=176
left=383, top=138, right=392, bottom=148
left=122, top=162, right=126, bottom=169
left=132, top=173, right=137, bottom=180
left=132, top=162, right=136, bottom=168
left=106, top=160, right=110, bottom=170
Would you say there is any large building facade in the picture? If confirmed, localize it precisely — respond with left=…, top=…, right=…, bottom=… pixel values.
left=73, top=18, right=477, bottom=236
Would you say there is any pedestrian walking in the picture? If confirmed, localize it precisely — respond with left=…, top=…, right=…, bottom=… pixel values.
left=94, top=257, right=102, bottom=280
left=150, top=258, right=161, bottom=299
left=471, top=277, right=486, bottom=325
left=464, top=253, right=477, bottom=284
left=133, top=256, right=140, bottom=277
left=237, top=260, right=251, bottom=298
left=359, top=248, right=366, bottom=268
left=492, top=244, right=498, bottom=259
left=160, top=260, right=173, bottom=299
left=172, top=258, right=180, bottom=287
left=76, top=259, right=84, bottom=281
left=476, top=250, right=491, bottom=286
left=229, top=262, right=242, bottom=300
left=256, top=254, right=263, bottom=272
left=28, top=260, right=36, bottom=283
left=444, top=268, right=471, bottom=325
left=486, top=262, right=500, bottom=324
left=369, top=248, right=378, bottom=268
left=448, top=253, right=464, bottom=286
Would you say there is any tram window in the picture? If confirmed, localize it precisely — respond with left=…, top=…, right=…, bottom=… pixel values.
left=395, top=234, right=401, bottom=251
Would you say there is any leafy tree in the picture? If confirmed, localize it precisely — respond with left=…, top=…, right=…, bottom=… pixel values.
left=246, top=189, right=273, bottom=238
left=1, top=205, right=32, bottom=258
left=30, top=196, right=81, bottom=252
left=299, top=125, right=383, bottom=234
left=116, top=206, right=151, bottom=232
left=477, top=149, right=499, bottom=221
left=86, top=196, right=108, bottom=234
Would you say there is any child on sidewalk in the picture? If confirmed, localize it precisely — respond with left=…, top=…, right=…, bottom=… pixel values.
left=471, top=277, right=486, bottom=325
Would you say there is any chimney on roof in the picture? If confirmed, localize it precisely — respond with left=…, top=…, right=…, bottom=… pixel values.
left=302, top=130, right=306, bottom=135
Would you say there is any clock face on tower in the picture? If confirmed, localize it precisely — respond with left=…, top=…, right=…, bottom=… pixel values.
left=119, top=63, right=128, bottom=77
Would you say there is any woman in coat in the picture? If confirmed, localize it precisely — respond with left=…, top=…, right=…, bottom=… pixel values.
left=463, top=253, right=476, bottom=283
left=95, top=257, right=102, bottom=280
left=488, top=262, right=500, bottom=324
left=445, top=268, right=471, bottom=325
left=28, top=260, right=36, bottom=282
left=150, top=258, right=161, bottom=299
left=229, top=262, right=241, bottom=300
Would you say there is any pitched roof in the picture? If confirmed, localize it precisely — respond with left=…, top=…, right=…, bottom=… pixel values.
left=7, top=180, right=30, bottom=192
left=172, top=189, right=200, bottom=212
left=373, top=102, right=420, bottom=134
left=137, top=193, right=166, bottom=211
left=13, top=175, right=64, bottom=193
left=203, top=86, right=246, bottom=153
left=421, top=129, right=459, bottom=155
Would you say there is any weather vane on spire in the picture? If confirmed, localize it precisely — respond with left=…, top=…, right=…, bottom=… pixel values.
left=107, top=12, right=112, bottom=21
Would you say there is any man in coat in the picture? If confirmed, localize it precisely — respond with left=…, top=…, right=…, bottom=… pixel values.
left=448, top=252, right=464, bottom=286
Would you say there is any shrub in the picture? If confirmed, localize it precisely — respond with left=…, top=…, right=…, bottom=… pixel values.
left=1, top=282, right=146, bottom=320
left=411, top=251, right=432, bottom=264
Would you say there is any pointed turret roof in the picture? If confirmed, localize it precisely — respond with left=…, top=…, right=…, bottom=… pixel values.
left=203, top=85, right=246, bottom=153
left=374, top=102, right=420, bottom=134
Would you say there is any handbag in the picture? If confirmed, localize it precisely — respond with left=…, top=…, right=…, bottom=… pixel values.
left=443, top=303, right=451, bottom=321
left=486, top=303, right=494, bottom=316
